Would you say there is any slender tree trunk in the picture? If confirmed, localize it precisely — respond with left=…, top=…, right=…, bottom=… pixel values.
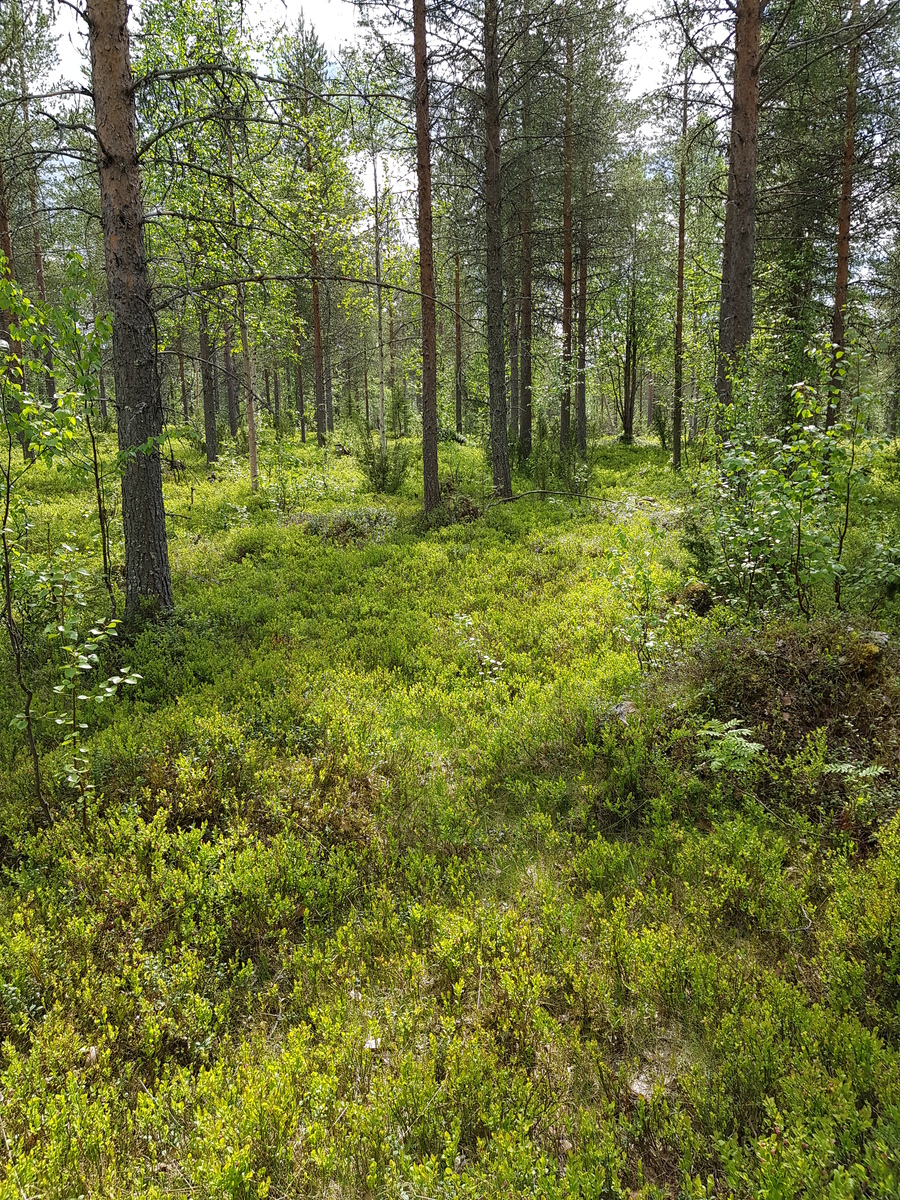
left=483, top=0, right=512, bottom=497
left=576, top=221, right=588, bottom=459
left=273, top=366, right=281, bottom=425
left=373, top=152, right=388, bottom=452
left=715, top=0, right=761, bottom=409
left=673, top=59, right=688, bottom=469
left=827, top=0, right=860, bottom=429
left=363, top=337, right=370, bottom=429
left=297, top=357, right=306, bottom=442
left=224, top=322, right=239, bottom=435
left=214, top=341, right=221, bottom=414
left=176, top=330, right=188, bottom=420
left=86, top=0, right=173, bottom=616
left=413, top=0, right=440, bottom=510
left=198, top=304, right=217, bottom=464
left=310, top=249, right=327, bottom=446
left=0, top=164, right=12, bottom=288
left=519, top=53, right=534, bottom=463
left=293, top=305, right=305, bottom=441
left=324, top=333, right=334, bottom=432
left=264, top=366, right=271, bottom=415
left=509, top=268, right=519, bottom=444
left=236, top=284, right=258, bottom=489
left=560, top=18, right=574, bottom=451
left=388, top=294, right=397, bottom=432
left=622, top=268, right=637, bottom=443
left=226, top=135, right=257, bottom=478
left=455, top=246, right=464, bottom=434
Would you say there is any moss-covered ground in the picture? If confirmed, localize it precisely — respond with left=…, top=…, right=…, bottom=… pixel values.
left=1, top=435, right=899, bottom=1199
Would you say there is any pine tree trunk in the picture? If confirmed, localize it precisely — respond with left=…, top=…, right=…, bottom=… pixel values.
left=483, top=0, right=512, bottom=497
left=388, top=295, right=397, bottom=432
left=455, top=247, right=464, bottom=434
left=509, top=268, right=519, bottom=444
left=86, top=0, right=173, bottom=616
left=560, top=19, right=574, bottom=452
left=324, top=335, right=334, bottom=432
left=519, top=58, right=534, bottom=463
left=297, top=357, right=306, bottom=442
left=673, top=61, right=688, bottom=470
left=715, top=0, right=761, bottom=409
left=413, top=0, right=441, bottom=510
left=373, top=153, right=388, bottom=452
left=576, top=221, right=587, bottom=459
left=622, top=270, right=637, bottom=443
left=827, top=0, right=860, bottom=429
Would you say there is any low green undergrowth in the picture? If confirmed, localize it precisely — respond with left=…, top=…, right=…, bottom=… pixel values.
left=1, top=434, right=899, bottom=1199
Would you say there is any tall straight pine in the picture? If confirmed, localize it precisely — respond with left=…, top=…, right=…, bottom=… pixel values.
left=86, top=0, right=173, bottom=615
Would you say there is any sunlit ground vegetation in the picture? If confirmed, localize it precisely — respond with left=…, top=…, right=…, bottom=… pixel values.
left=2, top=428, right=900, bottom=1199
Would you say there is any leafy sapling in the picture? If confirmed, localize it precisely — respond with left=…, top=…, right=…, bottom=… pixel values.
left=48, top=613, right=140, bottom=832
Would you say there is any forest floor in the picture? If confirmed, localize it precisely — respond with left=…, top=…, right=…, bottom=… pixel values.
left=1, top=435, right=900, bottom=1199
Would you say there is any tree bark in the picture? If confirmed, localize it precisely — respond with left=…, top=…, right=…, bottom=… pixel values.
left=236, top=284, right=259, bottom=489
left=413, top=0, right=440, bottom=510
left=224, top=322, right=239, bottom=435
left=273, top=366, right=281, bottom=425
left=455, top=246, right=464, bottom=434
left=363, top=337, right=370, bottom=429
left=519, top=49, right=534, bottom=463
left=673, top=59, right=688, bottom=470
left=198, top=304, right=217, bottom=464
left=310, top=248, right=327, bottom=446
left=324, top=332, right=334, bottom=432
left=576, top=219, right=587, bottom=459
left=176, top=329, right=188, bottom=420
left=827, top=0, right=860, bottom=429
left=297, top=357, right=306, bottom=442
left=508, top=266, right=519, bottom=444
left=483, top=0, right=512, bottom=497
left=388, top=294, right=397, bottom=433
left=622, top=267, right=637, bottom=443
left=86, top=0, right=173, bottom=616
left=560, top=16, right=574, bottom=451
left=715, top=0, right=761, bottom=409
left=373, top=151, right=388, bottom=452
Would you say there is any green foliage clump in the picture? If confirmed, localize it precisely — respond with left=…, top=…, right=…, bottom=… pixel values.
left=353, top=427, right=411, bottom=494
left=690, top=346, right=900, bottom=619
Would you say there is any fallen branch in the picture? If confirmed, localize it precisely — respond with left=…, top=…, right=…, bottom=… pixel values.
left=484, top=488, right=610, bottom=512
